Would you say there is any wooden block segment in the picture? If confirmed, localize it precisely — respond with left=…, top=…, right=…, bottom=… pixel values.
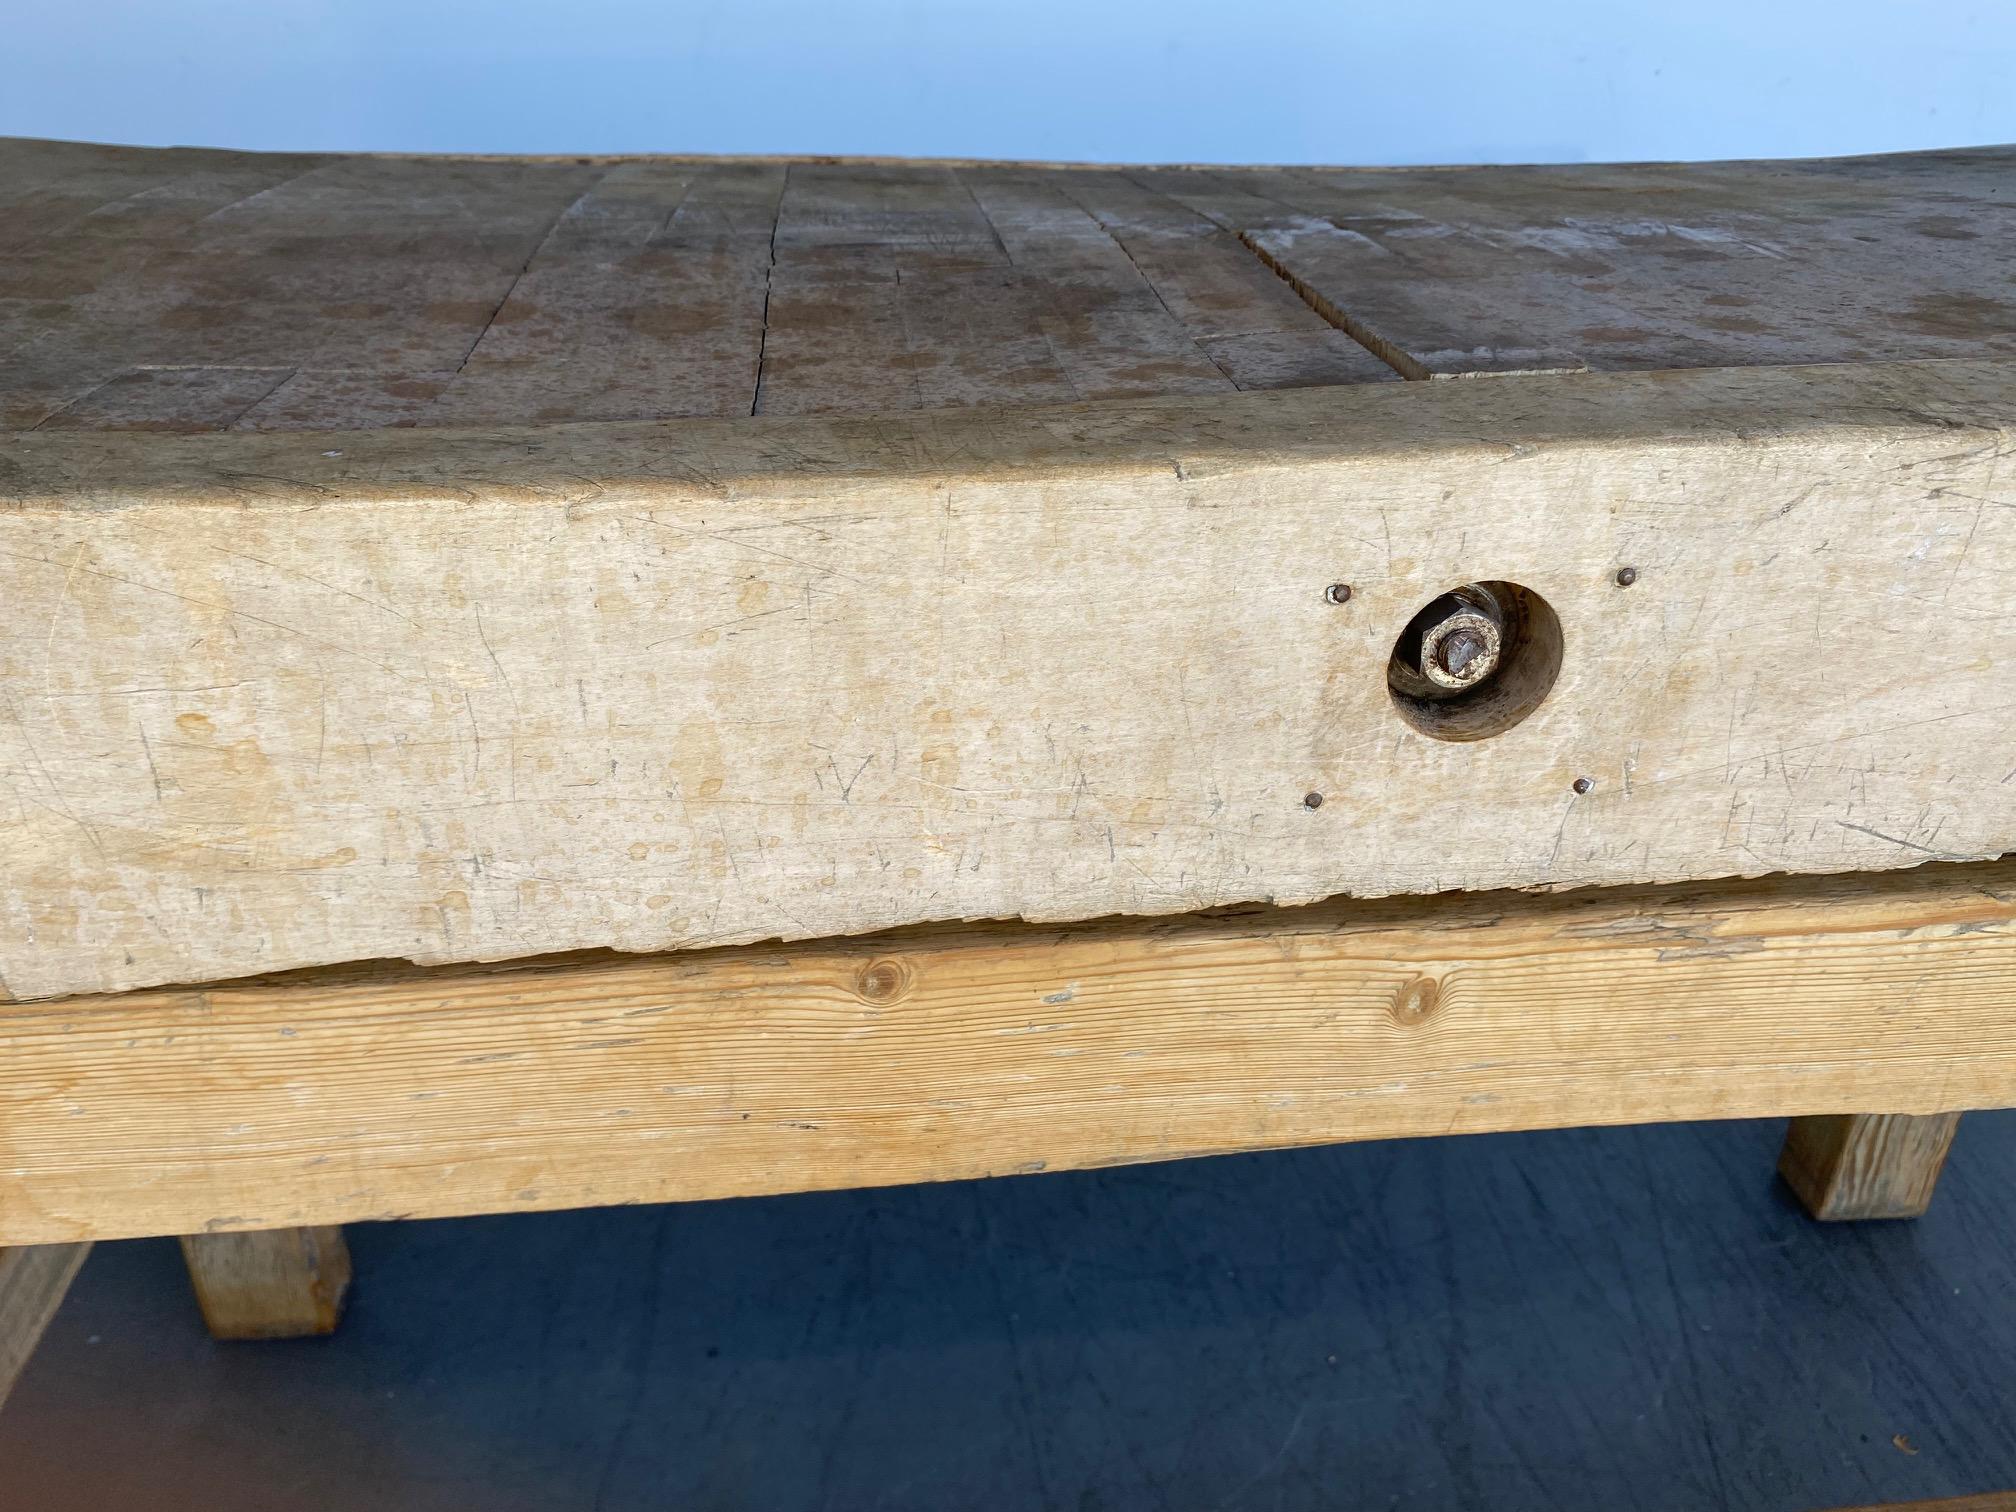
left=0, top=1242, right=92, bottom=1409
left=177, top=1227, right=352, bottom=1340
left=6, top=358, right=2016, bottom=1000
left=5, top=858, right=2016, bottom=1245
left=11, top=141, right=2016, bottom=429
left=1167, top=154, right=2016, bottom=379
left=1779, top=1112, right=1962, bottom=1220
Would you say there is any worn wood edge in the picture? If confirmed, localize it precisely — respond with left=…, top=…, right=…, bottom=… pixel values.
left=177, top=1226, right=351, bottom=1340
left=0, top=1242, right=92, bottom=1409
left=1779, top=1112, right=1962, bottom=1220
left=3, top=356, right=2011, bottom=503
left=10, top=133, right=2008, bottom=174
left=5, top=857, right=2016, bottom=1244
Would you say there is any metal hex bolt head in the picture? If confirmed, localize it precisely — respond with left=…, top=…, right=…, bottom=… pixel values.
left=1387, top=582, right=1515, bottom=703
left=1418, top=609, right=1503, bottom=691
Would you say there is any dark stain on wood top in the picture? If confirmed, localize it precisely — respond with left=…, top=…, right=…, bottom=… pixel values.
left=3, top=137, right=2014, bottom=432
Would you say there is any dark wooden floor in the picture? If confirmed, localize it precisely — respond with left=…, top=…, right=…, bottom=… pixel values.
left=3, top=1114, right=2014, bottom=1511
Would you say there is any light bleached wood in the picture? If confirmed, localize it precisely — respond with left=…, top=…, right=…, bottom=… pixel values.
left=178, top=1226, right=351, bottom=1339
left=0, top=1242, right=91, bottom=1409
left=5, top=857, right=2016, bottom=1245
left=3, top=357, right=2015, bottom=998
left=1779, top=1112, right=1962, bottom=1220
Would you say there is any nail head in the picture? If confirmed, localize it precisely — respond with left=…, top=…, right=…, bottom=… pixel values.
left=1572, top=776, right=1594, bottom=795
left=1615, top=567, right=1638, bottom=587
left=1303, top=791, right=1324, bottom=809
left=1325, top=583, right=1353, bottom=605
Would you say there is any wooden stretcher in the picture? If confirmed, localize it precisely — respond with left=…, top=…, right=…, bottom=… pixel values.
left=3, top=140, right=2014, bottom=1478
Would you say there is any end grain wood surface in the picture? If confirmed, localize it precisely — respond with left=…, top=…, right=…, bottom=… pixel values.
left=177, top=1226, right=351, bottom=1339
left=7, top=139, right=2016, bottom=430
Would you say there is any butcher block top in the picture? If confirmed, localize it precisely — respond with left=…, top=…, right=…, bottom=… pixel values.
left=4, top=138, right=2016, bottom=999
left=6, top=136, right=2015, bottom=432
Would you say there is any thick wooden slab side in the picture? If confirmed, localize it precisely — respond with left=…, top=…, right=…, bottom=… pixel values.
left=4, top=858, right=2014, bottom=1245
left=3, top=358, right=2015, bottom=998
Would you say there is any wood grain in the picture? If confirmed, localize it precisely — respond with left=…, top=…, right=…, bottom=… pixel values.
left=2, top=141, right=1405, bottom=433
left=10, top=140, right=2016, bottom=431
left=1779, top=1113, right=1963, bottom=1220
left=5, top=857, right=2016, bottom=1245
left=1158, top=153, right=2016, bottom=379
left=178, top=1226, right=352, bottom=1339
left=0, top=1242, right=90, bottom=1409
left=4, top=357, right=2015, bottom=997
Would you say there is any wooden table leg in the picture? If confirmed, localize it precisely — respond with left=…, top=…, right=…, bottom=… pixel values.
left=179, top=1227, right=352, bottom=1340
left=0, top=1242, right=93, bottom=1411
left=1779, top=1113, right=1962, bottom=1220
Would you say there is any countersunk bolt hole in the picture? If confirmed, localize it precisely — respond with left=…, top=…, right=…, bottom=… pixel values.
left=1385, top=581, right=1563, bottom=744
left=1615, top=567, right=1638, bottom=587
left=1303, top=791, right=1324, bottom=810
left=1572, top=776, right=1594, bottom=795
left=1325, top=583, right=1353, bottom=605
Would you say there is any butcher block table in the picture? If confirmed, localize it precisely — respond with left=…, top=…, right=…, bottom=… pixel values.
left=4, top=136, right=2016, bottom=1457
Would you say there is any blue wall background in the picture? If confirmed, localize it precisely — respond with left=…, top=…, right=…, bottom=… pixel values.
left=6, top=0, right=2013, bottom=165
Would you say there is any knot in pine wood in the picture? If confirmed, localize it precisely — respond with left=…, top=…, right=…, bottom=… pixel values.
left=1389, top=975, right=1442, bottom=1027
left=855, top=957, right=916, bottom=1005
